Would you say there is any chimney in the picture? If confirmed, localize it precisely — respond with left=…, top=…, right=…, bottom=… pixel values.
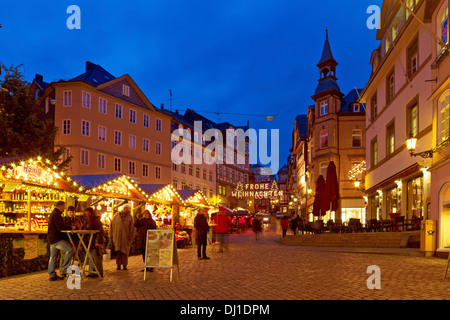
left=160, top=103, right=164, bottom=110
left=175, top=109, right=179, bottom=114
left=86, top=61, right=96, bottom=71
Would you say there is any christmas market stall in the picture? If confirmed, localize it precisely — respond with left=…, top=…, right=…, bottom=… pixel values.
left=176, top=189, right=212, bottom=247
left=0, top=157, right=88, bottom=277
left=138, top=184, right=185, bottom=229
left=69, top=174, right=149, bottom=231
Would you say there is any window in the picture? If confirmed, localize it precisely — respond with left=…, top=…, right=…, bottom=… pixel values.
left=129, top=109, right=137, bottom=124
left=122, top=84, right=130, bottom=97
left=371, top=93, right=378, bottom=121
left=188, top=165, right=193, bottom=176
left=439, top=90, right=450, bottom=143
left=408, top=104, right=418, bottom=138
left=98, top=97, right=107, bottom=114
left=392, top=20, right=398, bottom=42
left=320, top=100, right=329, bottom=116
left=320, top=162, right=328, bottom=179
left=143, top=138, right=150, bottom=152
left=155, top=166, right=161, bottom=179
left=181, top=181, right=186, bottom=190
left=209, top=171, right=213, bottom=182
left=62, top=120, right=71, bottom=135
left=172, top=179, right=178, bottom=190
left=196, top=167, right=200, bottom=178
left=371, top=139, right=378, bottom=167
left=97, top=153, right=106, bottom=169
left=115, top=104, right=123, bottom=119
left=386, top=70, right=395, bottom=103
left=63, top=90, right=72, bottom=107
left=155, top=142, right=162, bottom=155
left=82, top=91, right=91, bottom=108
left=352, top=103, right=361, bottom=113
left=386, top=122, right=395, bottom=155
left=129, top=161, right=136, bottom=175
left=114, top=157, right=122, bottom=172
left=114, top=130, right=122, bottom=146
left=143, top=114, right=150, bottom=128
left=385, top=34, right=392, bottom=53
left=181, top=164, right=186, bottom=174
left=98, top=125, right=107, bottom=142
left=172, top=163, right=177, bottom=171
left=80, top=149, right=89, bottom=166
left=143, top=164, right=149, bottom=177
left=440, top=6, right=449, bottom=46
left=81, top=120, right=90, bottom=137
left=407, top=39, right=418, bottom=79
left=320, top=130, right=328, bottom=149
left=352, top=129, right=362, bottom=148
left=62, top=148, right=71, bottom=162
left=156, top=118, right=162, bottom=132
left=203, top=169, right=207, bottom=180
left=129, top=134, right=136, bottom=150
left=405, top=0, right=416, bottom=20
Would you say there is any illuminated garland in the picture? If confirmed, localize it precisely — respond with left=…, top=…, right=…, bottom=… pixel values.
left=0, top=156, right=87, bottom=194
left=185, top=190, right=211, bottom=206
left=348, top=161, right=366, bottom=180
left=148, top=184, right=186, bottom=205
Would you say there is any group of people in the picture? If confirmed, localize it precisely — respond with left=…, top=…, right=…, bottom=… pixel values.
left=47, top=201, right=106, bottom=281
left=47, top=202, right=160, bottom=281
left=281, top=213, right=303, bottom=237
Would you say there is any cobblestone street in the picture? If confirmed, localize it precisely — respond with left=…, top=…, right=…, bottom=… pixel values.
left=1, top=222, right=450, bottom=301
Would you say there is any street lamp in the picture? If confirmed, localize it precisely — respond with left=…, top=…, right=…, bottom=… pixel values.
left=405, top=135, right=450, bottom=158
left=354, top=181, right=361, bottom=189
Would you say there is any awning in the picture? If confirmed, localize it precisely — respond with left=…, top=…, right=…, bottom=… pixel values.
left=139, top=184, right=185, bottom=205
left=178, top=189, right=211, bottom=207
left=365, top=163, right=420, bottom=195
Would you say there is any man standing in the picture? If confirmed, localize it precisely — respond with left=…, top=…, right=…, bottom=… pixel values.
left=194, top=208, right=210, bottom=260
left=110, top=205, right=135, bottom=270
left=47, top=201, right=73, bottom=281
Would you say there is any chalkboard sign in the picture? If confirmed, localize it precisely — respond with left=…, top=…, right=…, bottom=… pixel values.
left=144, top=229, right=179, bottom=281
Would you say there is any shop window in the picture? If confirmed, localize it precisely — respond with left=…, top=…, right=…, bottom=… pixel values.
left=371, top=193, right=383, bottom=220
left=387, top=186, right=401, bottom=214
left=407, top=176, right=423, bottom=219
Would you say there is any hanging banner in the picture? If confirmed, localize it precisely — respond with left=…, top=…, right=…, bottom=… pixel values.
left=231, top=181, right=284, bottom=199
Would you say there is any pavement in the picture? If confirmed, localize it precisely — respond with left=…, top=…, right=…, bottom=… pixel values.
left=1, top=220, right=450, bottom=302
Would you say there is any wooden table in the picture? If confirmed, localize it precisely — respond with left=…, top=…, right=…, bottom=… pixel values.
left=63, top=230, right=102, bottom=278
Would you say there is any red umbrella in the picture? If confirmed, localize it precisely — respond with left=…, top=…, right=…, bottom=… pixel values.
left=321, top=160, right=340, bottom=213
left=312, top=175, right=326, bottom=217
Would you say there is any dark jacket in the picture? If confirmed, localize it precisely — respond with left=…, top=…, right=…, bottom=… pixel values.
left=134, top=217, right=157, bottom=250
left=63, top=216, right=83, bottom=230
left=85, top=217, right=106, bottom=246
left=252, top=218, right=262, bottom=233
left=194, top=214, right=209, bottom=240
left=47, top=208, right=68, bottom=245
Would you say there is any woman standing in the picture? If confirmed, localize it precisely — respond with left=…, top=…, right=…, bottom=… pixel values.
left=110, top=205, right=135, bottom=270
left=84, top=207, right=105, bottom=278
left=134, top=210, right=157, bottom=272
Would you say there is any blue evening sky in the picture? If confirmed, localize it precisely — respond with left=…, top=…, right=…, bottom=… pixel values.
left=0, top=0, right=383, bottom=172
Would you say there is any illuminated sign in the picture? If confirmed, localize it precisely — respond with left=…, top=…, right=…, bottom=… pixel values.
left=231, top=181, right=284, bottom=200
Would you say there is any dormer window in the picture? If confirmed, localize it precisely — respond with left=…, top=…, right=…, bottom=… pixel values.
left=122, top=84, right=130, bottom=97
left=353, top=103, right=361, bottom=113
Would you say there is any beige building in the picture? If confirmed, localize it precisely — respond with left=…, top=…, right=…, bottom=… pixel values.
left=361, top=0, right=435, bottom=224
left=306, top=31, right=367, bottom=223
left=33, top=61, right=172, bottom=184
left=160, top=107, right=217, bottom=204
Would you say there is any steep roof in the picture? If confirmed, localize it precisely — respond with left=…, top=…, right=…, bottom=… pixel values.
left=317, top=30, right=336, bottom=66
left=68, top=61, right=116, bottom=86
left=315, top=77, right=341, bottom=95
left=341, top=88, right=365, bottom=113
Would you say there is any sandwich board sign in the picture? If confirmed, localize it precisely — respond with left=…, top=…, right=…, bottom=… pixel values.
left=144, top=229, right=179, bottom=281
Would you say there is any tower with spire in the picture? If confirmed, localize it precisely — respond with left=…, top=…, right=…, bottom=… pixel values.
left=304, top=30, right=367, bottom=225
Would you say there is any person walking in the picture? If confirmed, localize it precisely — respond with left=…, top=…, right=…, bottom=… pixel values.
left=110, top=205, right=135, bottom=270
left=212, top=212, right=229, bottom=253
left=252, top=215, right=263, bottom=241
left=134, top=210, right=157, bottom=272
left=84, top=207, right=105, bottom=278
left=47, top=201, right=73, bottom=281
left=194, top=208, right=210, bottom=260
left=281, top=216, right=289, bottom=238
left=290, top=213, right=299, bottom=235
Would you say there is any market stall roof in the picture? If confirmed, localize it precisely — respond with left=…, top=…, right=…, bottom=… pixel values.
left=177, top=189, right=211, bottom=207
left=139, top=184, right=185, bottom=205
left=0, top=156, right=87, bottom=196
left=70, top=174, right=147, bottom=201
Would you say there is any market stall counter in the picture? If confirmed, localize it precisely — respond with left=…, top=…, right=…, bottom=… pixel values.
left=0, top=157, right=88, bottom=277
